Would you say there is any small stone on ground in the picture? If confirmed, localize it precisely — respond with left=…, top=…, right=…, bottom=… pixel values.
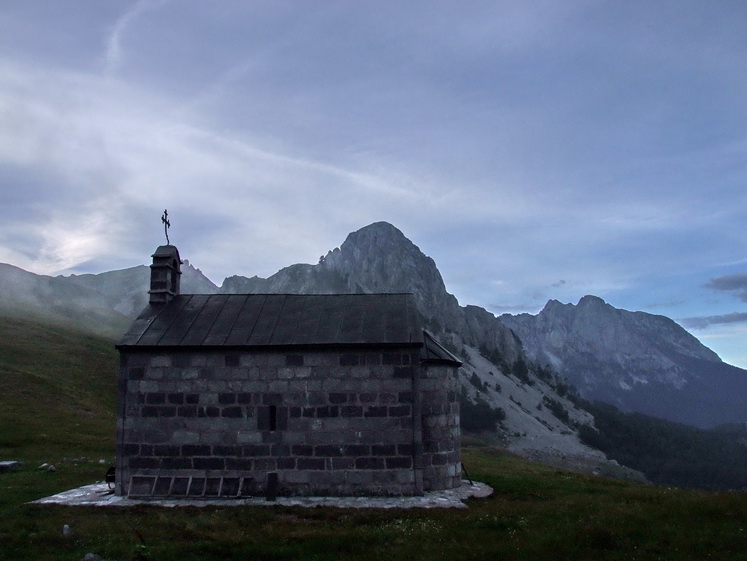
left=0, top=461, right=20, bottom=473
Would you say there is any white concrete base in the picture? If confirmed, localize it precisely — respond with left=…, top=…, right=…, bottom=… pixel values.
left=32, top=480, right=492, bottom=509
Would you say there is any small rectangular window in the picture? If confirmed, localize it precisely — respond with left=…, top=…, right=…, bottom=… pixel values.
left=269, top=405, right=277, bottom=431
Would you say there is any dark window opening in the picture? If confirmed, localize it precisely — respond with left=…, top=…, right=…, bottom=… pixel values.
left=170, top=259, right=178, bottom=293
left=269, top=405, right=277, bottom=431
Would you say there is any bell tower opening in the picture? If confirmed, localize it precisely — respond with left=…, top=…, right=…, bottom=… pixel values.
left=149, top=245, right=181, bottom=305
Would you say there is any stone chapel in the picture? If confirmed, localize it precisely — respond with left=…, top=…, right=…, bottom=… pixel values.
left=115, top=245, right=462, bottom=498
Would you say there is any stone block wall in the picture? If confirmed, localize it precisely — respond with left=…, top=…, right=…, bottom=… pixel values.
left=116, top=346, right=460, bottom=498
left=420, top=364, right=461, bottom=491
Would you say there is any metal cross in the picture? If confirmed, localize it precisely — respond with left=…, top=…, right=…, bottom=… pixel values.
left=161, top=209, right=171, bottom=245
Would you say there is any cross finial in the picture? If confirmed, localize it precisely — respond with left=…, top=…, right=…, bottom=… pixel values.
left=161, top=209, right=171, bottom=245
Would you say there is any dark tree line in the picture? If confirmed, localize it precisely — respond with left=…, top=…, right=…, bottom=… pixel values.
left=579, top=401, right=747, bottom=491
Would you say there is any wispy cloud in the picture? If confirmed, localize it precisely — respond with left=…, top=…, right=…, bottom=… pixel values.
left=704, top=274, right=747, bottom=302
left=103, top=0, right=167, bottom=75
left=0, top=56, right=455, bottom=278
left=681, top=312, right=747, bottom=330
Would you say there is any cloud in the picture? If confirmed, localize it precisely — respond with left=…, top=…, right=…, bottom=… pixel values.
left=704, top=274, right=747, bottom=302
left=681, top=312, right=747, bottom=330
left=104, top=0, right=167, bottom=75
left=0, top=55, right=468, bottom=280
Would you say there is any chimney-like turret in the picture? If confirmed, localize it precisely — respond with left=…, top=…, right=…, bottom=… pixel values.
left=149, top=245, right=181, bottom=305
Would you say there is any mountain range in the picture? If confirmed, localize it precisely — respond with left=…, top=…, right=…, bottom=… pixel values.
left=1, top=221, right=745, bottom=479
left=501, top=296, right=747, bottom=428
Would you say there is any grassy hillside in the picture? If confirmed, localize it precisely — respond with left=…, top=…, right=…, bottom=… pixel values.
left=0, top=315, right=118, bottom=462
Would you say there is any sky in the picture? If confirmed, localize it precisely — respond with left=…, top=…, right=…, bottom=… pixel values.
left=1, top=1, right=747, bottom=367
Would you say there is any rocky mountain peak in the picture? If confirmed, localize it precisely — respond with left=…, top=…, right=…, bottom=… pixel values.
left=509, top=296, right=722, bottom=365
left=501, top=296, right=747, bottom=427
left=542, top=298, right=564, bottom=310
left=539, top=298, right=573, bottom=316
left=577, top=295, right=608, bottom=308
left=340, top=221, right=410, bottom=251
left=181, top=259, right=220, bottom=295
left=324, top=222, right=442, bottom=287
left=322, top=222, right=460, bottom=330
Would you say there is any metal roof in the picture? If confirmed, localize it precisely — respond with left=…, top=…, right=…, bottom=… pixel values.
left=118, top=293, right=425, bottom=349
left=421, top=331, right=462, bottom=365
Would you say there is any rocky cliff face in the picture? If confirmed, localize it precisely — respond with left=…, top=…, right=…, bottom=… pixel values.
left=222, top=222, right=463, bottom=330
left=322, top=222, right=463, bottom=329
left=501, top=295, right=747, bottom=427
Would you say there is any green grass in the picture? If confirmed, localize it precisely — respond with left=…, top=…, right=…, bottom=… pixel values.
left=0, top=316, right=118, bottom=462
left=1, top=317, right=747, bottom=560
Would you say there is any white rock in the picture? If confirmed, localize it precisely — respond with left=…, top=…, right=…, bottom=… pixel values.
left=0, top=461, right=20, bottom=473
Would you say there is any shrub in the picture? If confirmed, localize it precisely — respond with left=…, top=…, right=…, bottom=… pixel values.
left=512, top=358, right=533, bottom=385
left=542, top=396, right=570, bottom=424
left=535, top=365, right=554, bottom=383
left=478, top=344, right=507, bottom=370
left=460, top=393, right=506, bottom=433
left=468, top=372, right=489, bottom=392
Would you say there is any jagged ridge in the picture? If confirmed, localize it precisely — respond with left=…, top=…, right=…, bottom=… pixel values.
left=501, top=295, right=747, bottom=427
